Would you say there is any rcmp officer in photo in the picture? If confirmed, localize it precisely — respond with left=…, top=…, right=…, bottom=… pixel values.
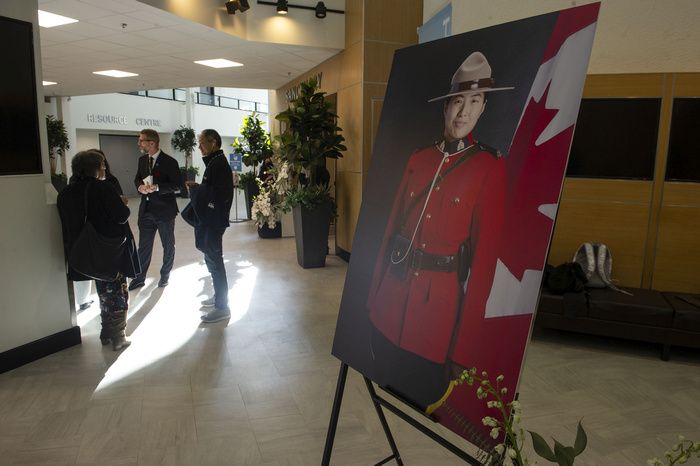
left=366, top=51, right=513, bottom=412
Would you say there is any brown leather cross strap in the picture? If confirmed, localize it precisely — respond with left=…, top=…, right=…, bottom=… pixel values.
left=402, top=143, right=487, bottom=222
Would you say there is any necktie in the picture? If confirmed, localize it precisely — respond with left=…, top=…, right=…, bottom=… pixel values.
left=148, top=156, right=154, bottom=174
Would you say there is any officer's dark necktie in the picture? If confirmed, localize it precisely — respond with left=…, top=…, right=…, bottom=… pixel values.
left=148, top=156, right=154, bottom=174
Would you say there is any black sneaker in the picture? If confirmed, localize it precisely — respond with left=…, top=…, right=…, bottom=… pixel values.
left=158, top=278, right=169, bottom=288
left=128, top=280, right=145, bottom=291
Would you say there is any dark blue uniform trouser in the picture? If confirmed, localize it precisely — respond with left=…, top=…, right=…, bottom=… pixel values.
left=195, top=225, right=229, bottom=310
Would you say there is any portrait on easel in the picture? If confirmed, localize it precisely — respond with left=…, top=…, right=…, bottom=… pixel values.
left=332, top=5, right=599, bottom=450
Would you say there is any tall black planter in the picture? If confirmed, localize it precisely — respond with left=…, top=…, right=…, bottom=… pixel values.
left=258, top=221, right=282, bottom=239
left=243, top=178, right=260, bottom=220
left=292, top=200, right=332, bottom=268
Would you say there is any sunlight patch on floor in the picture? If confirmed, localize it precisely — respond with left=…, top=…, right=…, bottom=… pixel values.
left=94, top=260, right=257, bottom=391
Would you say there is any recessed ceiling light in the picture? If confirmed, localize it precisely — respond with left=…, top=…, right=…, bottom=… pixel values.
left=42, top=81, right=57, bottom=86
left=93, top=70, right=139, bottom=78
left=194, top=59, right=244, bottom=69
left=38, top=10, right=78, bottom=28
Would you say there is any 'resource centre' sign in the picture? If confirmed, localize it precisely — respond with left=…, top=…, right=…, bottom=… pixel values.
left=86, top=114, right=162, bottom=127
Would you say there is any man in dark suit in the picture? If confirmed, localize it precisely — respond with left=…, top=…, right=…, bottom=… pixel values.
left=128, top=128, right=182, bottom=290
left=195, top=129, right=234, bottom=322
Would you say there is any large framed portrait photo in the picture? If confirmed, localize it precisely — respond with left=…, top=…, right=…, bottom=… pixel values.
left=332, top=4, right=600, bottom=449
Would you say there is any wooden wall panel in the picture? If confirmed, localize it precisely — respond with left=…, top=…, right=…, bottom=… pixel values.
left=560, top=178, right=653, bottom=203
left=365, top=0, right=422, bottom=43
left=345, top=0, right=363, bottom=47
left=652, top=182, right=700, bottom=292
left=364, top=41, right=403, bottom=83
left=549, top=200, right=650, bottom=287
left=336, top=83, right=363, bottom=173
left=674, top=74, right=700, bottom=96
left=652, top=205, right=700, bottom=292
left=362, top=82, right=386, bottom=177
left=335, top=171, right=363, bottom=251
left=549, top=179, right=653, bottom=287
left=582, top=73, right=665, bottom=97
left=340, top=41, right=363, bottom=90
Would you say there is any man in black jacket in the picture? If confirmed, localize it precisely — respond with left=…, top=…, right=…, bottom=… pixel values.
left=195, top=129, right=234, bottom=322
left=129, top=129, right=182, bottom=290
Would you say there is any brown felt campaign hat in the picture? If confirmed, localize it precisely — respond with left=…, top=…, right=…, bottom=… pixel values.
left=428, top=51, right=514, bottom=102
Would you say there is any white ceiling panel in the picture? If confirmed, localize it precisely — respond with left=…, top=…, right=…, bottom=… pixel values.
left=40, top=26, right=88, bottom=43
left=70, top=38, right=126, bottom=51
left=79, top=0, right=142, bottom=14
left=40, top=0, right=115, bottom=20
left=38, top=0, right=344, bottom=96
left=89, top=14, right=158, bottom=32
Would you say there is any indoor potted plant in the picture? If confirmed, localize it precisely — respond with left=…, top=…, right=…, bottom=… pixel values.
left=275, top=77, right=346, bottom=268
left=171, top=125, right=197, bottom=198
left=232, top=113, right=273, bottom=219
left=46, top=115, right=69, bottom=190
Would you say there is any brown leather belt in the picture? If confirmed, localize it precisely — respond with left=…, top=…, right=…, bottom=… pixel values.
left=409, top=249, right=457, bottom=273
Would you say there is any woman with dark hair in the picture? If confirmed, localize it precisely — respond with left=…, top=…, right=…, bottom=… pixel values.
left=57, top=150, right=138, bottom=351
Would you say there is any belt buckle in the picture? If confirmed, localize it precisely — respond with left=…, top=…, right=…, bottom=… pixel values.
left=411, top=249, right=424, bottom=269
left=436, top=255, right=451, bottom=267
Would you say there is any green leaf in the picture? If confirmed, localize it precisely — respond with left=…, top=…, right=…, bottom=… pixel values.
left=573, top=420, right=587, bottom=456
left=529, top=431, right=556, bottom=462
left=554, top=440, right=575, bottom=466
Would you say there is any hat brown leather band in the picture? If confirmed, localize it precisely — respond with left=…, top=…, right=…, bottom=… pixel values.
left=449, top=77, right=495, bottom=94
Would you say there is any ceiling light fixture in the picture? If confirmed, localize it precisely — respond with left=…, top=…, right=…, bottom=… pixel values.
left=38, top=10, right=78, bottom=28
left=194, top=59, right=244, bottom=68
left=256, top=1, right=343, bottom=18
left=42, top=81, right=57, bottom=86
left=225, top=0, right=250, bottom=15
left=315, top=2, right=326, bottom=18
left=93, top=70, right=138, bottom=78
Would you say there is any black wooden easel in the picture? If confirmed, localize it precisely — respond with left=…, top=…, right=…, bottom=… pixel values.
left=322, top=362, right=482, bottom=465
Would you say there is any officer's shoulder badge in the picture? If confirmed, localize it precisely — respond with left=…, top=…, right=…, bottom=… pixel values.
left=476, top=142, right=502, bottom=158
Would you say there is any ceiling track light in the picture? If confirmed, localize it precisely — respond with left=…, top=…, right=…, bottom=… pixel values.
left=277, top=0, right=288, bottom=15
left=315, top=2, right=326, bottom=18
left=256, top=0, right=343, bottom=18
left=225, top=0, right=250, bottom=15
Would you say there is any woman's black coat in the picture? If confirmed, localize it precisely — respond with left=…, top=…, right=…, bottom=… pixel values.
left=57, top=177, right=140, bottom=281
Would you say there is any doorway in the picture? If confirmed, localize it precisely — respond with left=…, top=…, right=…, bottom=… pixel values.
left=99, top=134, right=140, bottom=197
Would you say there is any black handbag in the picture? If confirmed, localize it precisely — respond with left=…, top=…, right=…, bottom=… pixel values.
left=68, top=183, right=126, bottom=281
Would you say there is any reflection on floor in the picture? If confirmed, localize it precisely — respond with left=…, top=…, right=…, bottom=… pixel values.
left=0, top=200, right=699, bottom=465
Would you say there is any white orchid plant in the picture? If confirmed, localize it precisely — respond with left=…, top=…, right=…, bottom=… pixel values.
left=250, top=155, right=289, bottom=229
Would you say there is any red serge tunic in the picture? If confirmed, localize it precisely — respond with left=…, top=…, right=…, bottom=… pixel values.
left=367, top=137, right=506, bottom=367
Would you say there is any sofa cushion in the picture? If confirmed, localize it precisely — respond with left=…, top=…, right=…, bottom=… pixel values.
left=538, top=290, right=588, bottom=317
left=663, top=292, right=700, bottom=333
left=587, top=287, right=674, bottom=327
left=538, top=291, right=563, bottom=315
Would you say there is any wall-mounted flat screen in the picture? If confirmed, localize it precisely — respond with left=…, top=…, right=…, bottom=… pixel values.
left=666, top=98, right=700, bottom=183
left=566, top=98, right=660, bottom=180
left=0, top=15, right=42, bottom=176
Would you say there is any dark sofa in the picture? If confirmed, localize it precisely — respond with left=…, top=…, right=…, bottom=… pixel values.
left=535, top=287, right=700, bottom=360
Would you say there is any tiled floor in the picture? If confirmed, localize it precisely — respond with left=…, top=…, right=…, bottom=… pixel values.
left=1, top=200, right=699, bottom=465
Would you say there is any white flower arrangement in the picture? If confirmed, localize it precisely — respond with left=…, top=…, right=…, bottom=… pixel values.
left=251, top=182, right=280, bottom=229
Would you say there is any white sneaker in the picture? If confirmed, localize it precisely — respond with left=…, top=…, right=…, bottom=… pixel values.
left=201, top=297, right=216, bottom=308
